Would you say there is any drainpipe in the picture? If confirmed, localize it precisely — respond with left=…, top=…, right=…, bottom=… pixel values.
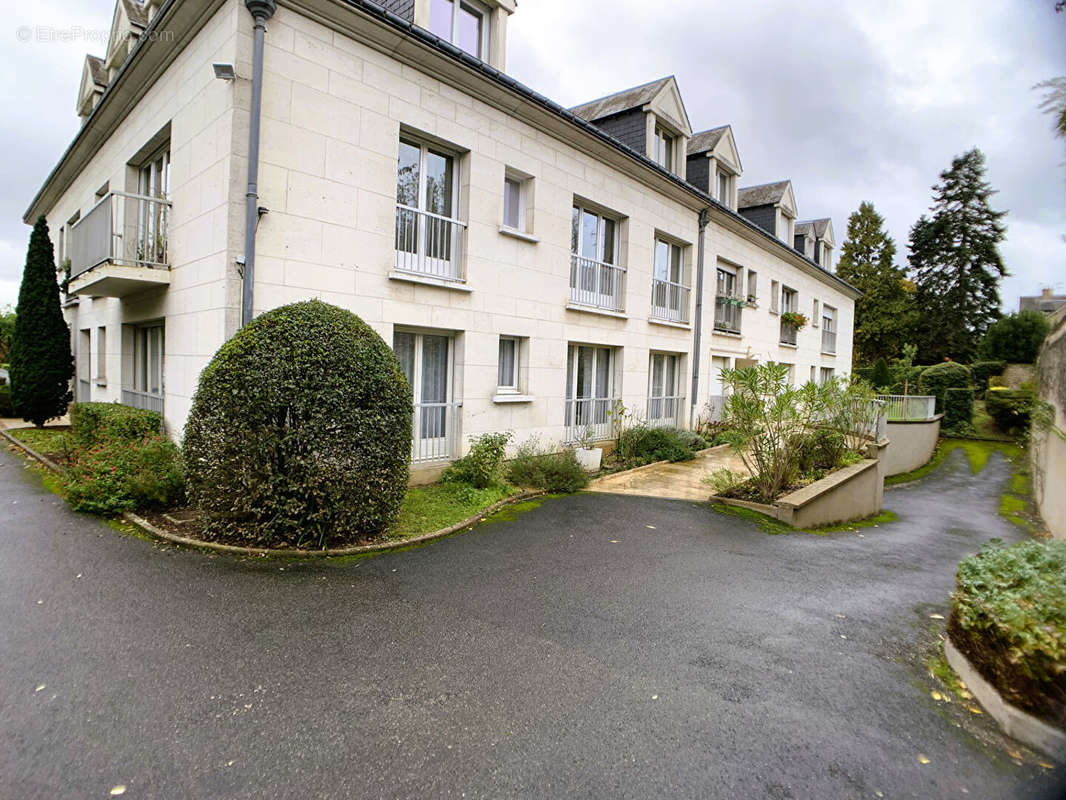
left=241, top=0, right=276, bottom=326
left=690, top=207, right=711, bottom=425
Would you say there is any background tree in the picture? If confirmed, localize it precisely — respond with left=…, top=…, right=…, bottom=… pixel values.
left=0, top=306, right=15, bottom=364
left=834, top=201, right=917, bottom=365
left=978, top=310, right=1051, bottom=364
left=9, top=216, right=73, bottom=426
left=908, top=149, right=1008, bottom=363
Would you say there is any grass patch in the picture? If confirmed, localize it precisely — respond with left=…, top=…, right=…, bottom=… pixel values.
left=928, top=648, right=971, bottom=702
left=710, top=501, right=899, bottom=536
left=387, top=482, right=519, bottom=540
left=970, top=400, right=1013, bottom=441
left=8, top=427, right=73, bottom=460
left=885, top=439, right=1021, bottom=486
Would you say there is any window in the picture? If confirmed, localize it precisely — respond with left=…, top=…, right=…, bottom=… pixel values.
left=779, top=212, right=791, bottom=242
left=746, top=270, right=758, bottom=304
left=780, top=287, right=798, bottom=346
left=137, top=146, right=170, bottom=266
left=570, top=203, right=623, bottom=311
left=497, top=336, right=519, bottom=391
left=770, top=280, right=780, bottom=313
left=648, top=353, right=682, bottom=427
left=78, top=329, right=91, bottom=401
left=714, top=264, right=741, bottom=334
left=96, top=326, right=107, bottom=383
left=651, top=238, right=687, bottom=322
left=394, top=331, right=455, bottom=461
left=822, top=305, right=837, bottom=354
left=395, top=136, right=463, bottom=279
left=501, top=170, right=533, bottom=234
left=812, top=299, right=820, bottom=328
left=124, top=322, right=164, bottom=413
left=653, top=125, right=674, bottom=171
left=565, top=344, right=617, bottom=442
left=429, top=0, right=488, bottom=58
left=820, top=367, right=835, bottom=385
left=717, top=169, right=733, bottom=208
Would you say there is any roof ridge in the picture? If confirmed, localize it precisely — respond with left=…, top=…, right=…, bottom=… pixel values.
left=568, top=75, right=674, bottom=114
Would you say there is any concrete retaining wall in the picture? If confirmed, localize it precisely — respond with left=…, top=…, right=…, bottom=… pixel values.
left=883, top=415, right=942, bottom=477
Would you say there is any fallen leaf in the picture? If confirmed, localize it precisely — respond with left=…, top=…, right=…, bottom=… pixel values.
left=76, top=574, right=82, bottom=579
left=651, top=695, right=659, bottom=700
left=959, top=690, right=973, bottom=700
left=930, top=691, right=943, bottom=701
left=1007, top=749, right=1022, bottom=760
left=609, top=540, right=620, bottom=543
left=110, top=787, right=126, bottom=796
left=226, top=760, right=235, bottom=767
left=645, top=525, right=656, bottom=530
left=839, top=634, right=847, bottom=639
left=917, top=754, right=931, bottom=765
left=929, top=613, right=944, bottom=620
left=835, top=614, right=846, bottom=619
left=34, top=685, right=45, bottom=693
left=968, top=706, right=983, bottom=715
left=1038, top=761, right=1055, bottom=769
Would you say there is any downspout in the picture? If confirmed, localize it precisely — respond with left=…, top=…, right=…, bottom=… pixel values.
left=241, top=0, right=276, bottom=326
left=690, top=207, right=711, bottom=425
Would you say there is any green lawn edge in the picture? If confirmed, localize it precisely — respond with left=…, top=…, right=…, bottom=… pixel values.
left=710, top=501, right=899, bottom=536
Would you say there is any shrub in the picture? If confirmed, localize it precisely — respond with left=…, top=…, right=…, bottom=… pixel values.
left=70, top=402, right=162, bottom=450
left=978, top=311, right=1051, bottom=364
left=182, top=301, right=412, bottom=549
left=869, top=358, right=893, bottom=390
left=0, top=384, right=12, bottom=417
left=442, top=432, right=511, bottom=488
left=949, top=540, right=1066, bottom=725
left=918, top=361, right=972, bottom=414
left=889, top=365, right=925, bottom=395
left=506, top=439, right=588, bottom=493
left=943, top=387, right=975, bottom=433
left=675, top=429, right=709, bottom=452
left=984, top=387, right=1035, bottom=434
left=63, top=434, right=185, bottom=514
left=970, top=360, right=1007, bottom=399
left=616, top=425, right=694, bottom=467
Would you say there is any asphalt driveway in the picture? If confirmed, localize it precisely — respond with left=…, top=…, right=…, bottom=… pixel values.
left=1, top=443, right=1062, bottom=799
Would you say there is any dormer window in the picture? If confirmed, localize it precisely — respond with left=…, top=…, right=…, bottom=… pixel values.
left=653, top=125, right=675, bottom=171
left=429, top=0, right=488, bottom=58
left=779, top=213, right=792, bottom=243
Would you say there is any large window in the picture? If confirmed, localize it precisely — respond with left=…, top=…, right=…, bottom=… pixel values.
left=780, top=287, right=798, bottom=346
left=821, top=305, right=837, bottom=354
left=429, top=0, right=488, bottom=58
left=565, top=344, right=617, bottom=442
left=714, top=264, right=741, bottom=334
left=570, top=204, right=624, bottom=311
left=648, top=353, right=682, bottom=427
left=717, top=169, right=733, bottom=208
left=135, top=146, right=170, bottom=266
left=122, top=322, right=164, bottom=413
left=653, top=125, right=675, bottom=171
left=651, top=238, right=687, bottom=323
left=778, top=212, right=792, bottom=242
left=395, top=136, right=464, bottom=280
left=394, top=331, right=455, bottom=461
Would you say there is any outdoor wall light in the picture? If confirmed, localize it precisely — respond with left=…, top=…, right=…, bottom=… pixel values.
left=212, top=63, right=236, bottom=81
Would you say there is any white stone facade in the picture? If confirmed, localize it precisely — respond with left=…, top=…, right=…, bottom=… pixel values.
left=30, top=0, right=857, bottom=477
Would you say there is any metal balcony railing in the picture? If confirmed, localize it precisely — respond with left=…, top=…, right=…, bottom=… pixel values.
left=564, top=396, right=618, bottom=443
left=569, top=255, right=626, bottom=312
left=650, top=279, right=689, bottom=323
left=779, top=320, right=798, bottom=346
left=647, top=395, right=685, bottom=428
left=121, top=388, right=164, bottom=414
left=713, top=295, right=742, bottom=334
left=394, top=204, right=467, bottom=282
left=821, top=329, right=837, bottom=354
left=876, top=394, right=936, bottom=422
left=412, top=401, right=461, bottom=462
left=69, top=191, right=171, bottom=280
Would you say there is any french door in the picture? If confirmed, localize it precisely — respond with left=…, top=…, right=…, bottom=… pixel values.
left=648, top=353, right=680, bottom=426
left=394, top=332, right=454, bottom=461
left=565, top=344, right=616, bottom=440
left=570, top=205, right=621, bottom=310
left=136, top=148, right=169, bottom=266
left=395, top=138, right=461, bottom=278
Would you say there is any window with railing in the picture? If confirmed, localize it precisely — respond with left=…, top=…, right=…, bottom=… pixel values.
left=565, top=344, right=617, bottom=442
left=650, top=238, right=689, bottom=323
left=779, top=286, right=798, bottom=345
left=395, top=137, right=466, bottom=281
left=821, top=305, right=837, bottom=353
left=68, top=191, right=172, bottom=281
left=648, top=353, right=684, bottom=428
left=570, top=204, right=625, bottom=312
left=714, top=265, right=742, bottom=334
left=123, top=322, right=164, bottom=414
left=394, top=331, right=459, bottom=462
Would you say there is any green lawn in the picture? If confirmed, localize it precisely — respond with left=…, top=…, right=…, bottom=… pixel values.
left=387, top=482, right=520, bottom=540
left=7, top=427, right=73, bottom=460
left=970, top=399, right=1012, bottom=441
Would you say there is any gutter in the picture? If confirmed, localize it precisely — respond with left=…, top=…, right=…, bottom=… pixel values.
left=241, top=0, right=276, bottom=326
left=691, top=207, right=710, bottom=422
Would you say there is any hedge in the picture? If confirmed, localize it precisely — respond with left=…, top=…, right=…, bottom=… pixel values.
left=949, top=540, right=1066, bottom=726
left=984, top=387, right=1034, bottom=434
left=971, top=360, right=1007, bottom=399
left=943, top=387, right=974, bottom=432
left=64, top=434, right=184, bottom=514
left=182, top=300, right=412, bottom=549
left=0, top=384, right=12, bottom=417
left=70, top=402, right=162, bottom=450
left=918, top=361, right=972, bottom=414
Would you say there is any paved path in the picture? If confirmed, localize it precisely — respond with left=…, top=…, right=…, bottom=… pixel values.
left=0, top=442, right=1061, bottom=799
left=587, top=445, right=749, bottom=501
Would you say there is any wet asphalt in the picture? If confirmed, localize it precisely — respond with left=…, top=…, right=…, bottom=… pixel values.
left=1, top=442, right=1063, bottom=800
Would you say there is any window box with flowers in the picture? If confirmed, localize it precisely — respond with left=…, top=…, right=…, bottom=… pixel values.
left=780, top=311, right=808, bottom=330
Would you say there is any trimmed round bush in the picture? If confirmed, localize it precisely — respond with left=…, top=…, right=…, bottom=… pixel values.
left=182, top=301, right=412, bottom=548
left=918, top=361, right=972, bottom=414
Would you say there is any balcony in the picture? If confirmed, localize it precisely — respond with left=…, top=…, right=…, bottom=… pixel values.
left=779, top=320, right=798, bottom=346
left=647, top=395, right=685, bottom=428
left=67, top=192, right=172, bottom=297
left=569, top=255, right=626, bottom=313
left=121, top=388, right=164, bottom=415
left=821, top=329, right=837, bottom=354
left=564, top=396, right=618, bottom=443
left=394, top=204, right=466, bottom=283
left=650, top=279, right=690, bottom=324
left=713, top=295, right=742, bottom=334
left=411, top=401, right=461, bottom=463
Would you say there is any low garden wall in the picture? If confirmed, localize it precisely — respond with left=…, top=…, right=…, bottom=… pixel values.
left=883, top=415, right=942, bottom=477
left=1033, top=310, right=1066, bottom=540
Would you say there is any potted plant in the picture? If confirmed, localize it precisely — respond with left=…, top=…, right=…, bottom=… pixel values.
left=745, top=294, right=758, bottom=308
left=573, top=426, right=602, bottom=472
left=780, top=311, right=808, bottom=330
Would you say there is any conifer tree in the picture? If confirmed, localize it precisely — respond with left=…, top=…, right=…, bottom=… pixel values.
left=10, top=216, right=73, bottom=426
left=908, top=149, right=1007, bottom=363
left=835, top=202, right=917, bottom=365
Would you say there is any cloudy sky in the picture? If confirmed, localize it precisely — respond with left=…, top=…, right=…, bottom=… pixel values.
left=1, top=0, right=1063, bottom=312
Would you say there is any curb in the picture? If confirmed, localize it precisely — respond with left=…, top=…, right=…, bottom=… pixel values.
left=2, top=427, right=546, bottom=559
left=944, top=637, right=1066, bottom=762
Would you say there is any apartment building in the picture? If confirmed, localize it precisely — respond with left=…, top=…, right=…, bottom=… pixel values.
left=27, top=0, right=858, bottom=480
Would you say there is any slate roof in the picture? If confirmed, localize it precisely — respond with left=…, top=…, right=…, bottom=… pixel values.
left=794, top=221, right=814, bottom=237
left=687, top=126, right=729, bottom=155
left=87, top=54, right=107, bottom=87
left=122, top=0, right=148, bottom=28
left=569, top=76, right=674, bottom=122
left=796, top=218, right=831, bottom=239
left=737, top=180, right=791, bottom=208
left=1019, top=294, right=1066, bottom=314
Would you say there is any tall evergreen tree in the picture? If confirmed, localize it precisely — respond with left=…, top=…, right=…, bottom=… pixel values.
left=908, top=149, right=1007, bottom=363
left=834, top=201, right=917, bottom=365
left=10, top=217, right=73, bottom=426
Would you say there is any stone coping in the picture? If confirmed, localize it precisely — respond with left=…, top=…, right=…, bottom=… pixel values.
left=1, top=425, right=544, bottom=559
left=944, top=637, right=1066, bottom=762
left=776, top=459, right=878, bottom=510
left=885, top=413, right=944, bottom=426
